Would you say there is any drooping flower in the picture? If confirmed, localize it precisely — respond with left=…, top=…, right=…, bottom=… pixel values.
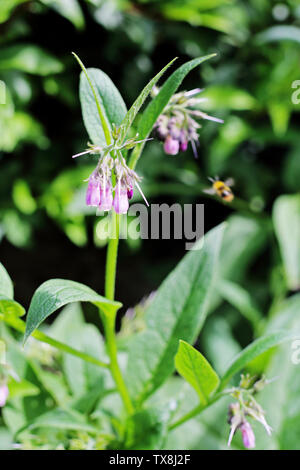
left=226, top=374, right=273, bottom=450
left=98, top=179, right=113, bottom=212
left=86, top=172, right=101, bottom=206
left=153, top=88, right=223, bottom=157
left=240, top=421, right=256, bottom=449
left=0, top=383, right=9, bottom=407
left=113, top=179, right=129, bottom=215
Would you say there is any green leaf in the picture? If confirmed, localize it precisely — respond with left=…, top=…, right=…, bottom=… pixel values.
left=78, top=64, right=127, bottom=146
left=8, top=377, right=40, bottom=400
left=29, top=361, right=70, bottom=406
left=24, top=279, right=122, bottom=344
left=219, top=330, right=298, bottom=390
left=218, top=280, right=263, bottom=333
left=0, top=45, right=63, bottom=75
left=0, top=0, right=28, bottom=24
left=0, top=295, right=25, bottom=318
left=62, top=322, right=107, bottom=398
left=200, top=86, right=257, bottom=111
left=256, top=26, right=300, bottom=45
left=273, top=194, right=300, bottom=290
left=24, top=408, right=98, bottom=434
left=125, top=223, right=225, bottom=405
left=124, top=407, right=169, bottom=450
left=0, top=263, right=13, bottom=298
left=175, top=340, right=220, bottom=405
left=129, top=54, right=215, bottom=168
left=117, top=58, right=177, bottom=146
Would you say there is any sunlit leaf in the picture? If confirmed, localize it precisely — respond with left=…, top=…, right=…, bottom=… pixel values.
left=175, top=340, right=220, bottom=405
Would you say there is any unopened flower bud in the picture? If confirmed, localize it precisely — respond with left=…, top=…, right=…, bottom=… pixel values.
left=164, top=135, right=179, bottom=155
left=127, top=185, right=134, bottom=200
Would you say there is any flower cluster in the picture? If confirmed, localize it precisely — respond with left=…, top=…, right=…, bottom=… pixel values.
left=73, top=136, right=149, bottom=215
left=226, top=374, right=273, bottom=449
left=153, top=87, right=223, bottom=157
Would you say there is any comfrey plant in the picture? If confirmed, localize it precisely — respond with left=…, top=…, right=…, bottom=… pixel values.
left=0, top=54, right=294, bottom=451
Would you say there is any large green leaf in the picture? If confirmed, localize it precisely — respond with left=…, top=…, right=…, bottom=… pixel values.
left=0, top=263, right=14, bottom=298
left=273, top=194, right=300, bottom=290
left=79, top=67, right=127, bottom=146
left=24, top=279, right=122, bottom=343
left=117, top=58, right=176, bottom=146
left=219, top=330, right=298, bottom=390
left=175, top=340, right=220, bottom=405
left=129, top=54, right=215, bottom=167
left=125, top=223, right=225, bottom=405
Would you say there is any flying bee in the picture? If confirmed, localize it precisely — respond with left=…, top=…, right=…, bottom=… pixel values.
left=203, top=176, right=235, bottom=202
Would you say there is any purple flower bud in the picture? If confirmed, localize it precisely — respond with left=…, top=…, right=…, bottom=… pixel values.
left=127, top=185, right=134, bottom=200
left=98, top=182, right=113, bottom=212
left=241, top=421, right=255, bottom=449
left=113, top=181, right=129, bottom=214
left=179, top=130, right=188, bottom=152
left=180, top=140, right=188, bottom=152
left=164, top=135, right=179, bottom=155
left=86, top=174, right=101, bottom=206
left=0, top=384, right=9, bottom=407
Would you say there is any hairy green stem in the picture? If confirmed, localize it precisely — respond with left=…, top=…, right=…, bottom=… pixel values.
left=104, top=211, right=134, bottom=415
left=103, top=313, right=134, bottom=414
left=105, top=212, right=120, bottom=301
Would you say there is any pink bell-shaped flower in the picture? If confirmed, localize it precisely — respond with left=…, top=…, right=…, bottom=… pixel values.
left=98, top=181, right=113, bottom=212
left=86, top=173, right=101, bottom=206
left=113, top=181, right=129, bottom=214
